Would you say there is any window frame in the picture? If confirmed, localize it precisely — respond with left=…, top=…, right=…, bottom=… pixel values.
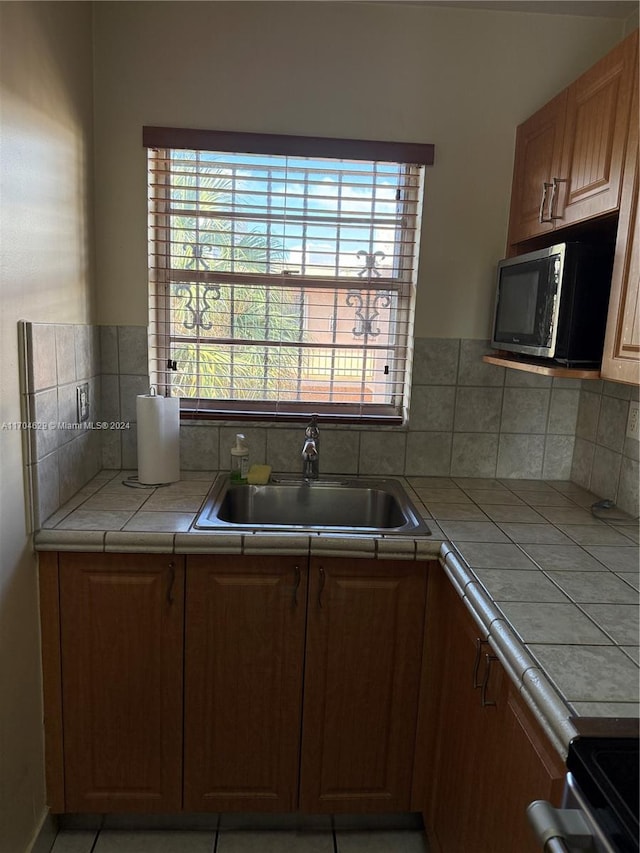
left=145, top=127, right=434, bottom=424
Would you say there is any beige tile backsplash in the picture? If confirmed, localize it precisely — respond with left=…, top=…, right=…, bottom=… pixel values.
left=19, top=321, right=102, bottom=529
left=572, top=380, right=639, bottom=517
left=20, top=323, right=639, bottom=526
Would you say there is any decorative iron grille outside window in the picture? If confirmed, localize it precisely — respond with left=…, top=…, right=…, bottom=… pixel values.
left=144, top=127, right=433, bottom=422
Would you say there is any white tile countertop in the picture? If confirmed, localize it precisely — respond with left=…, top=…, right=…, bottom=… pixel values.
left=34, top=470, right=639, bottom=757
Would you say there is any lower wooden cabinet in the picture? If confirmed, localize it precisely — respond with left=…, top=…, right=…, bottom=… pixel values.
left=39, top=551, right=428, bottom=815
left=184, top=555, right=306, bottom=812
left=300, top=558, right=427, bottom=813
left=53, top=552, right=184, bottom=813
left=493, top=690, right=566, bottom=852
left=414, top=561, right=565, bottom=853
left=39, top=550, right=565, bottom=831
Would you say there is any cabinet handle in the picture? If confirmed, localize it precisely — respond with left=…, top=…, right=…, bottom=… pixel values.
left=293, top=564, right=301, bottom=606
left=472, top=638, right=489, bottom=688
left=318, top=565, right=326, bottom=609
left=540, top=178, right=567, bottom=222
left=167, top=561, right=175, bottom=606
left=549, top=177, right=567, bottom=221
left=538, top=182, right=551, bottom=223
left=481, top=653, right=498, bottom=707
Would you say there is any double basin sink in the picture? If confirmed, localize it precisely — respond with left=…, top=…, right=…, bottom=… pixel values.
left=195, top=475, right=431, bottom=535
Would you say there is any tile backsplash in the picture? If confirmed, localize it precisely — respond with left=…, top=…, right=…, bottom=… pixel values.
left=19, top=322, right=102, bottom=529
left=572, top=380, right=639, bottom=516
left=99, top=325, right=150, bottom=471
left=20, top=323, right=640, bottom=526
left=409, top=338, right=581, bottom=481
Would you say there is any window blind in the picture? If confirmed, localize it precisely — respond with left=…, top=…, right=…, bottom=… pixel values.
left=145, top=127, right=432, bottom=422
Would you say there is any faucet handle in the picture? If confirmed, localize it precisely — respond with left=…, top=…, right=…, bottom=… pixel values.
left=305, top=414, right=320, bottom=439
left=302, top=438, right=319, bottom=459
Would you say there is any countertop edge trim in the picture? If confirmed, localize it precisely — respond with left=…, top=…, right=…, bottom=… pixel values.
left=439, top=542, right=577, bottom=755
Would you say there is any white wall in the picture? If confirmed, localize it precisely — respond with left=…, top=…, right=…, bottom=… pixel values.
left=0, top=3, right=94, bottom=850
left=93, top=0, right=626, bottom=337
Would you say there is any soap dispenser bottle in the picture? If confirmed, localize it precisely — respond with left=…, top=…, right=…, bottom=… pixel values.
left=230, top=434, right=249, bottom=483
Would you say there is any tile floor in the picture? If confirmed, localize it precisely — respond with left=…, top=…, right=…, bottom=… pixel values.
left=50, top=828, right=429, bottom=853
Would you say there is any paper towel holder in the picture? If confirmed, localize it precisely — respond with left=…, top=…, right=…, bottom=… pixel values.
left=123, top=474, right=169, bottom=490
left=130, top=387, right=181, bottom=488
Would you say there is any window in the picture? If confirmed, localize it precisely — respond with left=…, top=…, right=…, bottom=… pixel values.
left=145, top=127, right=433, bottom=423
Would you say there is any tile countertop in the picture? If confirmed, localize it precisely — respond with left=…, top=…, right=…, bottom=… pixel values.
left=34, top=470, right=640, bottom=758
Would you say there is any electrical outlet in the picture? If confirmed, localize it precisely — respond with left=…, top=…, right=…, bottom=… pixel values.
left=76, top=383, right=89, bottom=423
left=627, top=402, right=640, bottom=441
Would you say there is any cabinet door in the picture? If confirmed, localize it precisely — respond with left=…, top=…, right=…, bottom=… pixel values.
left=421, top=562, right=564, bottom=853
left=423, top=563, right=505, bottom=852
left=59, top=553, right=184, bottom=813
left=556, top=31, right=637, bottom=228
left=507, top=91, right=566, bottom=246
left=601, top=76, right=640, bottom=385
left=184, top=555, right=306, bottom=812
left=485, top=689, right=565, bottom=853
left=299, top=558, right=427, bottom=813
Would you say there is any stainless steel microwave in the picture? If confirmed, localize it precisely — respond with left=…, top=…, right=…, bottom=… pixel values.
left=491, top=243, right=614, bottom=366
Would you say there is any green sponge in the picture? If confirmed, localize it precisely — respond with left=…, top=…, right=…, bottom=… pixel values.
left=247, top=464, right=272, bottom=485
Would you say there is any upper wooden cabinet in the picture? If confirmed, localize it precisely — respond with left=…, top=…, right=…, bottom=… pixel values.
left=508, top=91, right=567, bottom=244
left=508, top=31, right=638, bottom=247
left=559, top=32, right=637, bottom=228
left=601, top=74, right=640, bottom=385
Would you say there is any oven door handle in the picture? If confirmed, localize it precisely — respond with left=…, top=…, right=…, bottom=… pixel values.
left=527, top=800, right=597, bottom=852
left=545, top=840, right=572, bottom=853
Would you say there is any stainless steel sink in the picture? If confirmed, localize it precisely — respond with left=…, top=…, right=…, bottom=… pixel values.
left=194, top=475, right=431, bottom=535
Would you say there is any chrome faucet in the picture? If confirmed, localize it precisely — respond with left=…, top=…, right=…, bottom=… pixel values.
left=302, top=415, right=320, bottom=480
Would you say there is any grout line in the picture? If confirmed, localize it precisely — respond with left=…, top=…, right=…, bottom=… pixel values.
left=332, top=823, right=339, bottom=853
left=212, top=815, right=219, bottom=853
left=448, top=383, right=458, bottom=476
left=88, top=820, right=102, bottom=853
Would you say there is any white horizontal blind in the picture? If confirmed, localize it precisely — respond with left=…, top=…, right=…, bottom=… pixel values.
left=147, top=136, right=426, bottom=421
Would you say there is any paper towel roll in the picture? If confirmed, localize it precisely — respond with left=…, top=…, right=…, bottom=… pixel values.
left=136, top=394, right=180, bottom=485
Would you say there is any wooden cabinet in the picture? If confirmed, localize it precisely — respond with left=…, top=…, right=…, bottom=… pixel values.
left=183, top=555, right=306, bottom=812
left=508, top=31, right=638, bottom=248
left=601, top=75, right=640, bottom=385
left=184, top=555, right=427, bottom=814
left=507, top=91, right=567, bottom=245
left=414, top=561, right=565, bottom=853
left=51, top=552, right=184, bottom=813
left=39, top=551, right=428, bottom=815
left=557, top=32, right=637, bottom=229
left=299, top=558, right=427, bottom=813
left=491, top=689, right=567, bottom=853
left=39, top=549, right=565, bottom=832
left=500, top=31, right=639, bottom=384
left=415, top=561, right=507, bottom=851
